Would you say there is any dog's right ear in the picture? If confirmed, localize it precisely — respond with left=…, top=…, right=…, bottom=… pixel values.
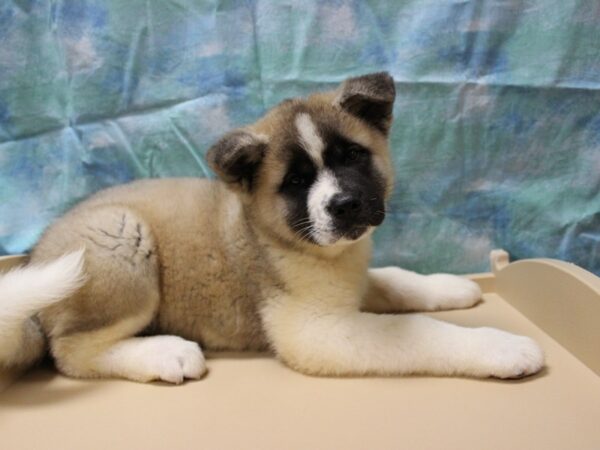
left=206, top=130, right=268, bottom=192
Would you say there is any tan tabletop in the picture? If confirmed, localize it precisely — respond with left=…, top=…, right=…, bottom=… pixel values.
left=2, top=290, right=600, bottom=450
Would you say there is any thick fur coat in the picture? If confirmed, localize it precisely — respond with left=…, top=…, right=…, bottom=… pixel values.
left=0, top=73, right=544, bottom=383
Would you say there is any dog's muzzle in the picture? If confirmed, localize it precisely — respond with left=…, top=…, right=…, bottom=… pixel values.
left=327, top=193, right=385, bottom=240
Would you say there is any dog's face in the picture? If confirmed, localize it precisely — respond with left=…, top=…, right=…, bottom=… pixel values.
left=208, top=72, right=395, bottom=248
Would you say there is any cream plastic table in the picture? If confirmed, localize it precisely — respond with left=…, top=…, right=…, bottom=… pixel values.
left=1, top=251, right=599, bottom=450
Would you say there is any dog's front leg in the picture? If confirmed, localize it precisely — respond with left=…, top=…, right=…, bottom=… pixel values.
left=363, top=267, right=482, bottom=313
left=262, top=300, right=543, bottom=379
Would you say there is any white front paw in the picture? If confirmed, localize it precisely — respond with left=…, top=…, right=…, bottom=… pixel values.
left=426, top=274, right=482, bottom=310
left=471, top=328, right=545, bottom=379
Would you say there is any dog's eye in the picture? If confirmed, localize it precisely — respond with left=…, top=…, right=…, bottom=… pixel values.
left=346, top=145, right=365, bottom=163
left=287, top=174, right=306, bottom=186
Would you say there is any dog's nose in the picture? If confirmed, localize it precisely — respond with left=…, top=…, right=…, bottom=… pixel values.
left=328, top=194, right=361, bottom=220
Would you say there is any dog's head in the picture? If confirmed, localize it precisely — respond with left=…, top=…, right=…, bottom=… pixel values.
left=207, top=72, right=395, bottom=249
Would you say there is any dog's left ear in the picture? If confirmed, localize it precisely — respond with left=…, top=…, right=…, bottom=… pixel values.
left=207, top=130, right=267, bottom=192
left=335, top=72, right=396, bottom=135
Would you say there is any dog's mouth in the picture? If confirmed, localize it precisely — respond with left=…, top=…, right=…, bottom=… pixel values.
left=341, top=224, right=369, bottom=241
left=332, top=209, right=385, bottom=243
left=336, top=208, right=385, bottom=239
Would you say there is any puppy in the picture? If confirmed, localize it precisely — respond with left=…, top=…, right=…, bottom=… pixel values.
left=0, top=73, right=544, bottom=383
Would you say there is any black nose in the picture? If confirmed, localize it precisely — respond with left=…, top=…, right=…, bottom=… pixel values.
left=328, top=194, right=361, bottom=220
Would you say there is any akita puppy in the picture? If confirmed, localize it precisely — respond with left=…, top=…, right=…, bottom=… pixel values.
left=0, top=73, right=543, bottom=383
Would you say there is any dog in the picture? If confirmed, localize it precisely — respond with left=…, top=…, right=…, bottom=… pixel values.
left=0, top=73, right=544, bottom=383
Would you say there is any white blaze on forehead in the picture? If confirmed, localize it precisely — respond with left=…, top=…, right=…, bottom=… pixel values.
left=295, top=113, right=324, bottom=166
left=307, top=170, right=340, bottom=245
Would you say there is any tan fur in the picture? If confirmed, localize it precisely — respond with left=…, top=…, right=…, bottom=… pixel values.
left=22, top=85, right=390, bottom=380
left=3, top=73, right=544, bottom=383
left=34, top=180, right=274, bottom=351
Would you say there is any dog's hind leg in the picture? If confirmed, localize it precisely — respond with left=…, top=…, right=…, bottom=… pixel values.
left=36, top=206, right=205, bottom=383
left=363, top=267, right=482, bottom=313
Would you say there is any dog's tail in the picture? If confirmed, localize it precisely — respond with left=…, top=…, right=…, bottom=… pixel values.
left=0, top=249, right=86, bottom=369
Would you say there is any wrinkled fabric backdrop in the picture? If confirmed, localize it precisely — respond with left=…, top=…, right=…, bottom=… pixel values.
left=0, top=0, right=599, bottom=275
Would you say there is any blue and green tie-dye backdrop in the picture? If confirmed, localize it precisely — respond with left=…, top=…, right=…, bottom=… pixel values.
left=0, top=0, right=599, bottom=275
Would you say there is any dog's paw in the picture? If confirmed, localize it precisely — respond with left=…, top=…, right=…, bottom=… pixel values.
left=127, top=336, right=206, bottom=384
left=426, top=274, right=482, bottom=310
left=471, top=328, right=545, bottom=379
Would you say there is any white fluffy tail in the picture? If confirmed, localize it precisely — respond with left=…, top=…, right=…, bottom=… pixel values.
left=0, top=249, right=86, bottom=367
